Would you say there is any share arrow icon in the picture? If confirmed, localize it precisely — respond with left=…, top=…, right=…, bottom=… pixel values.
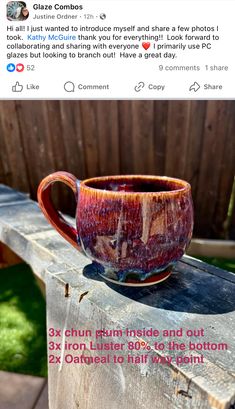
left=189, top=82, right=200, bottom=92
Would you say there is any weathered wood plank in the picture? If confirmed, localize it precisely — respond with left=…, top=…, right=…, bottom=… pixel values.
left=0, top=184, right=29, bottom=205
left=95, top=101, right=120, bottom=176
left=0, top=201, right=53, bottom=235
left=0, top=371, right=45, bottom=409
left=165, top=101, right=191, bottom=179
left=212, top=102, right=235, bottom=238
left=59, top=101, right=86, bottom=181
left=80, top=101, right=100, bottom=177
left=0, top=118, right=11, bottom=187
left=42, top=101, right=73, bottom=214
left=118, top=101, right=135, bottom=174
left=187, top=238, right=235, bottom=260
left=119, top=101, right=156, bottom=175
left=182, top=255, right=235, bottom=283
left=49, top=101, right=86, bottom=215
left=131, top=101, right=155, bottom=174
left=183, top=101, right=207, bottom=199
left=46, top=264, right=235, bottom=409
left=0, top=102, right=29, bottom=192
left=153, top=100, right=168, bottom=175
left=194, top=101, right=231, bottom=237
left=14, top=101, right=56, bottom=198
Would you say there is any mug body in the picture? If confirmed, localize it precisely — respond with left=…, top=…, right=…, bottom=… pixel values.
left=76, top=175, right=193, bottom=282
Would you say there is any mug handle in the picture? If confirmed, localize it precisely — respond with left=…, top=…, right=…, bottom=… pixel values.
left=37, top=171, right=81, bottom=250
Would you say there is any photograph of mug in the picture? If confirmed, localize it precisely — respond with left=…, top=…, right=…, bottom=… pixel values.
left=38, top=172, right=194, bottom=286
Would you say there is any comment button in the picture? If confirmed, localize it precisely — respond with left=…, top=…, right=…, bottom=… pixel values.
left=77, top=84, right=110, bottom=91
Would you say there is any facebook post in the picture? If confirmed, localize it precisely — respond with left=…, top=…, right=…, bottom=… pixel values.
left=1, top=0, right=234, bottom=98
left=0, top=1, right=235, bottom=409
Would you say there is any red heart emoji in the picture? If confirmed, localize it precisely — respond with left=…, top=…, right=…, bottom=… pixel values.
left=142, top=42, right=151, bottom=50
left=16, top=63, right=24, bottom=72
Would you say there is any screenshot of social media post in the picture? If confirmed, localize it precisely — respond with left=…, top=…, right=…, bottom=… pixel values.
left=1, top=1, right=235, bottom=409
left=1, top=0, right=235, bottom=99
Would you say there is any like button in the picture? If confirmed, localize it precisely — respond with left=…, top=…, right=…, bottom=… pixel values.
left=12, top=81, right=23, bottom=92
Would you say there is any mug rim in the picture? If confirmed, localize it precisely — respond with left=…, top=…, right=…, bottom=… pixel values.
left=80, top=175, right=191, bottom=196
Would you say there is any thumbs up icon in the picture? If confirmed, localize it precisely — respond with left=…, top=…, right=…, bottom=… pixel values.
left=12, top=81, right=23, bottom=92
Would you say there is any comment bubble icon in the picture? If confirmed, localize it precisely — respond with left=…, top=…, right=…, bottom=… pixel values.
left=64, top=81, right=75, bottom=93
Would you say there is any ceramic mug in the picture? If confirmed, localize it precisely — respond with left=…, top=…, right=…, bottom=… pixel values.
left=37, top=172, right=193, bottom=286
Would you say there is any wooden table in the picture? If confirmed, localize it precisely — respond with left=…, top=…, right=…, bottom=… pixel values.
left=0, top=184, right=235, bottom=409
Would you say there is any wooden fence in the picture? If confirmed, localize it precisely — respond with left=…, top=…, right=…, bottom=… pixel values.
left=0, top=100, right=234, bottom=239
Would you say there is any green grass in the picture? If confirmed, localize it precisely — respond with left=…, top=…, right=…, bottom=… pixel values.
left=194, top=256, right=235, bottom=273
left=0, top=263, right=47, bottom=377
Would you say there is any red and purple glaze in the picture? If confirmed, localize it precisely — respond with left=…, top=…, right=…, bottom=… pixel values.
left=37, top=173, right=194, bottom=284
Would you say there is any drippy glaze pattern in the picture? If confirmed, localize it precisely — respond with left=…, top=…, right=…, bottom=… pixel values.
left=38, top=173, right=193, bottom=284
left=77, top=176, right=193, bottom=281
